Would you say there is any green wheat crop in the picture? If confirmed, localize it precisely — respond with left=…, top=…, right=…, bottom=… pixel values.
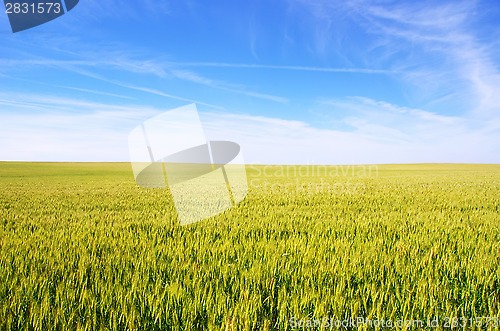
left=0, top=162, right=499, bottom=330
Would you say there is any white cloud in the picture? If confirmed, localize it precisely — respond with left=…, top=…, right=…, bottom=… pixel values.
left=1, top=94, right=497, bottom=164
left=0, top=57, right=289, bottom=104
left=202, top=98, right=498, bottom=164
left=354, top=1, right=500, bottom=118
left=292, top=0, right=500, bottom=119
left=165, top=62, right=397, bottom=75
left=169, top=69, right=289, bottom=104
left=1, top=1, right=498, bottom=164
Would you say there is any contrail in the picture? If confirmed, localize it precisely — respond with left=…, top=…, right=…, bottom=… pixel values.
left=166, top=62, right=398, bottom=75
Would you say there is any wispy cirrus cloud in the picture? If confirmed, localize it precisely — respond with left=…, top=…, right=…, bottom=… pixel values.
left=0, top=92, right=154, bottom=115
left=317, top=96, right=468, bottom=142
left=166, top=62, right=398, bottom=75
left=1, top=0, right=498, bottom=163
left=355, top=1, right=500, bottom=114
left=1, top=91, right=498, bottom=163
left=169, top=69, right=289, bottom=104
left=0, top=56, right=290, bottom=104
left=0, top=92, right=159, bottom=161
left=293, top=0, right=500, bottom=117
left=376, top=3, right=498, bottom=115
left=55, top=85, right=137, bottom=100
left=113, top=84, right=225, bottom=110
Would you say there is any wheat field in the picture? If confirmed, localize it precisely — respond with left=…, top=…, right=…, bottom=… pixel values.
left=1, top=162, right=499, bottom=330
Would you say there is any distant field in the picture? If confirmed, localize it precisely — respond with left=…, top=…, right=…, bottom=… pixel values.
left=1, top=162, right=499, bottom=330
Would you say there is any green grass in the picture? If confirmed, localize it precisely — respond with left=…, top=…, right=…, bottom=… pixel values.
left=1, top=162, right=499, bottom=330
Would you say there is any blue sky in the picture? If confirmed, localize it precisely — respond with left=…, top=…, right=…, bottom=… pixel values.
left=0, top=0, right=499, bottom=164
